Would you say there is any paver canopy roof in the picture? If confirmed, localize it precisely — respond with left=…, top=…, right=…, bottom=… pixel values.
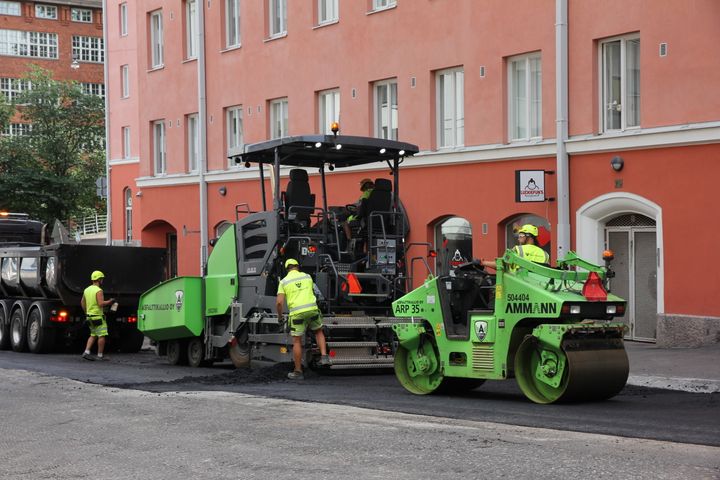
left=232, top=135, right=419, bottom=169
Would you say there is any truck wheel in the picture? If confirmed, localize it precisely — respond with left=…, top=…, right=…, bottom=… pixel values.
left=27, top=309, right=55, bottom=354
left=166, top=340, right=188, bottom=366
left=10, top=309, right=28, bottom=353
left=187, top=337, right=213, bottom=368
left=119, top=329, right=145, bottom=353
left=0, top=308, right=10, bottom=350
left=228, top=331, right=250, bottom=368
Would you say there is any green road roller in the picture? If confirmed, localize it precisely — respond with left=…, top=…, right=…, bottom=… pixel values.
left=391, top=250, right=629, bottom=404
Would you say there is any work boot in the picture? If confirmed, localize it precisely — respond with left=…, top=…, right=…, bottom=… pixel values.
left=96, top=355, right=109, bottom=361
left=319, top=355, right=331, bottom=366
left=287, top=370, right=304, bottom=380
left=82, top=353, right=95, bottom=361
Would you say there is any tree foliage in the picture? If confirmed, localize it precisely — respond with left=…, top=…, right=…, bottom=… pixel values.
left=0, top=66, right=105, bottom=224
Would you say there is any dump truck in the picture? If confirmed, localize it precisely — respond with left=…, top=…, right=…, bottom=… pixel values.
left=138, top=133, right=425, bottom=369
left=392, top=250, right=629, bottom=404
left=0, top=213, right=167, bottom=353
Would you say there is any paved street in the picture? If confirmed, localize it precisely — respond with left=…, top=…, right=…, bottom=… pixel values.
left=1, top=367, right=719, bottom=480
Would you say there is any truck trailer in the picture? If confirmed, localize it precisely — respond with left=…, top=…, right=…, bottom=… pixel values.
left=0, top=214, right=167, bottom=353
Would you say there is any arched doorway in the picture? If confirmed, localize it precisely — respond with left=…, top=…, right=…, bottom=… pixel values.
left=577, top=193, right=663, bottom=343
left=142, top=220, right=178, bottom=279
left=502, top=214, right=551, bottom=257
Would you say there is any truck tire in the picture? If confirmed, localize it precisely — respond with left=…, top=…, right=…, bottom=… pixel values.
left=119, top=329, right=145, bottom=353
left=0, top=308, right=10, bottom=350
left=167, top=339, right=188, bottom=366
left=187, top=337, right=212, bottom=368
left=26, top=308, right=55, bottom=354
left=10, top=309, right=28, bottom=353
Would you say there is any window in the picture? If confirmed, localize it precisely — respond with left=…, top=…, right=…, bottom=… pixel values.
left=225, top=0, right=240, bottom=48
left=0, top=1, right=20, bottom=16
left=71, top=8, right=92, bottom=23
left=187, top=114, right=199, bottom=172
left=226, top=106, right=243, bottom=160
left=35, top=4, right=57, bottom=19
left=124, top=188, right=133, bottom=243
left=150, top=10, right=164, bottom=68
left=185, top=0, right=198, bottom=59
left=374, top=79, right=398, bottom=140
left=1, top=123, right=31, bottom=136
left=508, top=53, right=542, bottom=141
left=72, top=36, right=104, bottom=63
left=121, top=64, right=129, bottom=98
left=318, top=0, right=337, bottom=24
left=318, top=89, right=339, bottom=134
left=0, top=29, right=58, bottom=59
left=81, top=82, right=105, bottom=98
left=601, top=35, right=640, bottom=131
left=0, top=77, right=31, bottom=102
left=269, top=0, right=286, bottom=37
left=153, top=120, right=166, bottom=175
left=436, top=67, right=464, bottom=148
left=122, top=126, right=131, bottom=159
left=119, top=3, right=128, bottom=36
left=372, top=0, right=396, bottom=11
left=269, top=98, right=288, bottom=139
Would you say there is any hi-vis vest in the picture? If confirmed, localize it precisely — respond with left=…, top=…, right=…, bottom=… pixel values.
left=277, top=269, right=318, bottom=317
left=513, top=244, right=550, bottom=266
left=83, top=284, right=103, bottom=317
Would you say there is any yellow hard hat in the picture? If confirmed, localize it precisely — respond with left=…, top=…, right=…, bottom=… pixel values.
left=518, top=224, right=539, bottom=237
left=359, top=178, right=373, bottom=188
left=284, top=258, right=299, bottom=268
left=91, top=270, right=105, bottom=281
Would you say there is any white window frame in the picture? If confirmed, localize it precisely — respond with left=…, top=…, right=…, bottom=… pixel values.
left=119, top=3, right=128, bottom=36
left=600, top=34, right=640, bottom=132
left=373, top=79, right=398, bottom=140
left=71, top=8, right=92, bottom=23
left=0, top=77, right=31, bottom=102
left=122, top=126, right=131, bottom=159
left=318, top=0, right=337, bottom=25
left=226, top=106, right=243, bottom=162
left=35, top=4, right=58, bottom=20
left=268, top=0, right=287, bottom=37
left=1, top=123, right=31, bottom=137
left=185, top=0, right=198, bottom=59
left=225, top=0, right=241, bottom=48
left=72, top=36, right=104, bottom=63
left=187, top=114, right=199, bottom=173
left=150, top=10, right=164, bottom=68
left=508, top=52, right=542, bottom=141
left=121, top=64, right=129, bottom=98
left=269, top=98, right=288, bottom=139
left=436, top=67, right=464, bottom=148
left=0, top=29, right=58, bottom=59
left=124, top=187, right=133, bottom=242
left=318, top=89, right=340, bottom=135
left=0, top=1, right=21, bottom=16
left=372, top=0, right=396, bottom=11
left=153, top=120, right=166, bottom=175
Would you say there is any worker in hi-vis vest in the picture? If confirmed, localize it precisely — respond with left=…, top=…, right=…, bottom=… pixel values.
left=482, top=224, right=549, bottom=271
left=276, top=258, right=329, bottom=380
left=80, top=270, right=115, bottom=361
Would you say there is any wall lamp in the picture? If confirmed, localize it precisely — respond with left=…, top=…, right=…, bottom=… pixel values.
left=611, top=156, right=624, bottom=172
left=218, top=186, right=227, bottom=196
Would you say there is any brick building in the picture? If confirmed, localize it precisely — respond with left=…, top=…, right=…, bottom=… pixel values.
left=0, top=0, right=104, bottom=133
left=104, top=0, right=720, bottom=347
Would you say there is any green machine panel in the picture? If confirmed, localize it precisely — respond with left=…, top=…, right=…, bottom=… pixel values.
left=138, top=276, right=203, bottom=341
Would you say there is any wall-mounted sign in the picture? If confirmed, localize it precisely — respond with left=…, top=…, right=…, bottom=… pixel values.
left=515, top=170, right=545, bottom=203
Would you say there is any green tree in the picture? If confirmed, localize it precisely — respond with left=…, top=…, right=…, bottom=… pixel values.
left=0, top=66, right=105, bottom=224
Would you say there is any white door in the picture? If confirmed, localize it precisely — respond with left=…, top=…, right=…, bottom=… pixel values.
left=605, top=214, right=657, bottom=342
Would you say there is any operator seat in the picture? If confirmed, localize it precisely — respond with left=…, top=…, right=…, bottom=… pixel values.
left=283, top=169, right=315, bottom=227
left=357, top=178, right=392, bottom=233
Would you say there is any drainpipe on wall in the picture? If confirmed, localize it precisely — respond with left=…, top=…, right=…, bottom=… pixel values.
left=555, top=0, right=570, bottom=258
left=102, top=0, right=111, bottom=246
left=197, top=0, right=209, bottom=273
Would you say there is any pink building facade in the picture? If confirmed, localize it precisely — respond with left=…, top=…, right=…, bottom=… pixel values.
left=104, top=0, right=720, bottom=347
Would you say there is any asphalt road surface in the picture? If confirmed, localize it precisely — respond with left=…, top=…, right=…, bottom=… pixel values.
left=1, top=349, right=718, bottom=449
